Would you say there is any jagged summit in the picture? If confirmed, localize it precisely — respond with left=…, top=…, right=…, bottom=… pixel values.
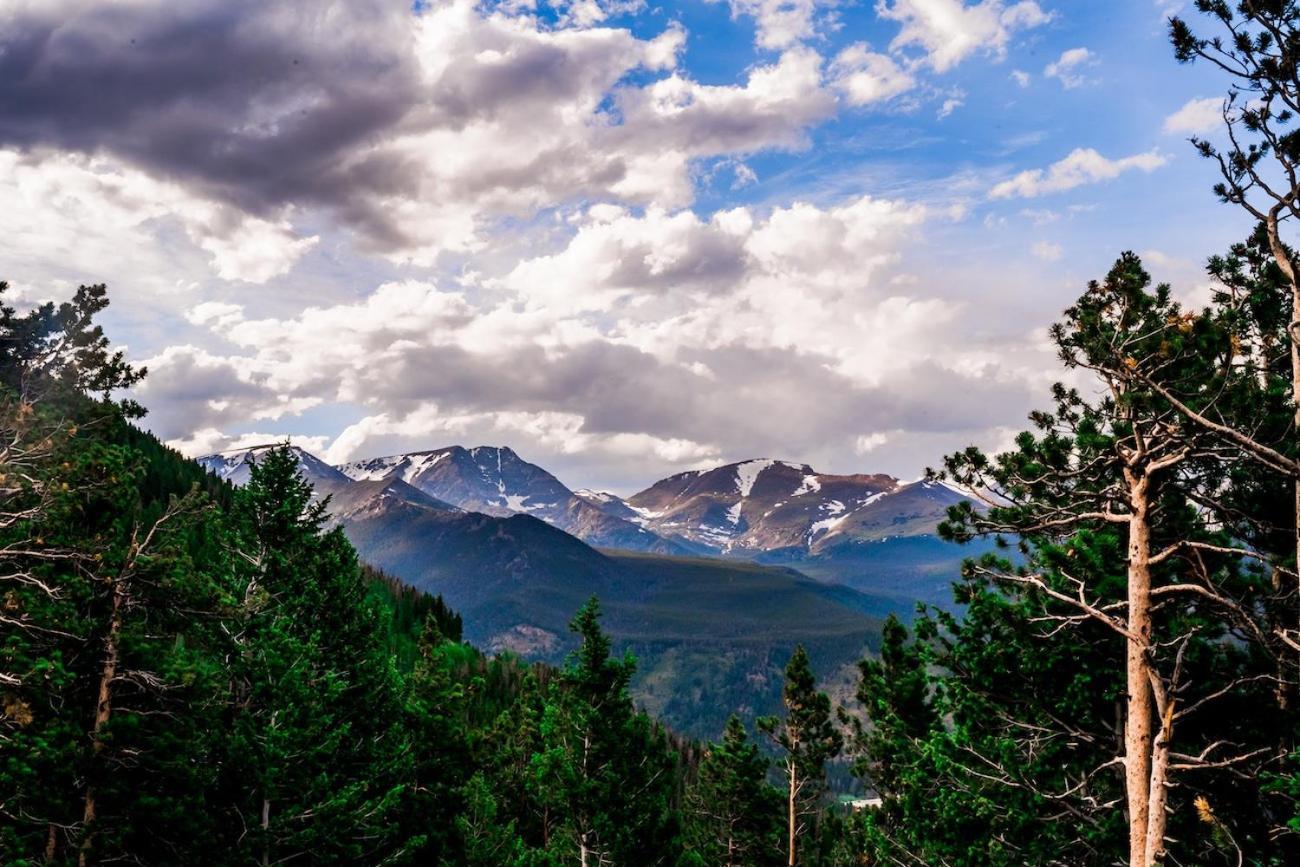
left=198, top=442, right=348, bottom=487
left=199, top=442, right=971, bottom=561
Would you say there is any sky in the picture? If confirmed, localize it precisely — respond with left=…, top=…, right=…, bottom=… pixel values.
left=0, top=0, right=1256, bottom=494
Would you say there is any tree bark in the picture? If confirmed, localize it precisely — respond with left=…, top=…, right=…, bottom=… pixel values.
left=1263, top=213, right=1300, bottom=628
left=1144, top=700, right=1175, bottom=866
left=77, top=569, right=126, bottom=867
left=1124, top=470, right=1155, bottom=867
left=261, top=797, right=271, bottom=867
left=787, top=759, right=797, bottom=867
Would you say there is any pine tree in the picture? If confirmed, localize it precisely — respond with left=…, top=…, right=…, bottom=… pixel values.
left=0, top=281, right=228, bottom=864
left=688, top=715, right=782, bottom=867
left=935, top=252, right=1291, bottom=865
left=217, top=445, right=415, bottom=865
left=758, top=646, right=841, bottom=867
left=532, top=597, right=682, bottom=866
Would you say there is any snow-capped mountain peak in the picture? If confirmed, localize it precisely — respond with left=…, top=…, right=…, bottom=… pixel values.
left=198, top=442, right=348, bottom=487
left=338, top=446, right=686, bottom=555
left=619, top=457, right=969, bottom=555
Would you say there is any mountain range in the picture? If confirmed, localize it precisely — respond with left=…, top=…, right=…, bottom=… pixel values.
left=199, top=443, right=976, bottom=736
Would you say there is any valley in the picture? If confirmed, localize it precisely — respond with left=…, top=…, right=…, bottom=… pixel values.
left=201, top=443, right=973, bottom=737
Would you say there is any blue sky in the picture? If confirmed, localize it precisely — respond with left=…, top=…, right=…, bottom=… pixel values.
left=0, top=0, right=1258, bottom=493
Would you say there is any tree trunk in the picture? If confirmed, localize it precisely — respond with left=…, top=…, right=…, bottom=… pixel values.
left=1144, top=700, right=1175, bottom=866
left=261, top=797, right=271, bottom=867
left=1263, top=214, right=1300, bottom=621
left=1124, top=470, right=1155, bottom=867
left=787, top=759, right=797, bottom=867
left=44, top=822, right=58, bottom=863
left=77, top=570, right=127, bottom=867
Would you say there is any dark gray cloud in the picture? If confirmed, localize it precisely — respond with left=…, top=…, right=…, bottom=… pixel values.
left=0, top=0, right=420, bottom=238
left=0, top=0, right=832, bottom=263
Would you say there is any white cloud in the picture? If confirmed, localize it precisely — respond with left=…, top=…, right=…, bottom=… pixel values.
left=1163, top=96, right=1223, bottom=135
left=937, top=93, right=965, bottom=118
left=2, top=0, right=844, bottom=269
left=1010, top=68, right=1030, bottom=87
left=854, top=431, right=890, bottom=453
left=1043, top=47, right=1095, bottom=88
left=169, top=428, right=332, bottom=458
left=0, top=149, right=317, bottom=287
left=990, top=148, right=1169, bottom=199
left=1032, top=240, right=1063, bottom=261
left=325, top=406, right=721, bottom=466
left=829, top=43, right=916, bottom=106
left=725, top=0, right=829, bottom=49
left=877, top=0, right=1052, bottom=72
left=157, top=190, right=1043, bottom=487
left=1019, top=208, right=1059, bottom=225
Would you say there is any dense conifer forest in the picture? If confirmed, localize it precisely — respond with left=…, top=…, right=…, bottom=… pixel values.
left=5, top=4, right=1300, bottom=866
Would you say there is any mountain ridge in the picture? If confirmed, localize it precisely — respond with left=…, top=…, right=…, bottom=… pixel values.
left=196, top=442, right=901, bottom=737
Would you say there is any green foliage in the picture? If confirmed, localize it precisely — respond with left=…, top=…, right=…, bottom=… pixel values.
left=529, top=598, right=684, bottom=864
left=687, top=716, right=783, bottom=866
left=759, top=645, right=843, bottom=866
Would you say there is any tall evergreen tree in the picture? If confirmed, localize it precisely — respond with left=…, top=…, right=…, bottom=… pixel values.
left=759, top=646, right=841, bottom=867
left=532, top=597, right=682, bottom=866
left=1170, top=3, right=1300, bottom=592
left=935, top=253, right=1291, bottom=866
left=687, top=715, right=782, bottom=867
left=217, top=445, right=415, bottom=865
left=0, top=280, right=233, bottom=865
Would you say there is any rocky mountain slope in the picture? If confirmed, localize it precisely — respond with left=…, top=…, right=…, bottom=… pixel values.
left=582, top=458, right=969, bottom=558
left=338, top=446, right=685, bottom=554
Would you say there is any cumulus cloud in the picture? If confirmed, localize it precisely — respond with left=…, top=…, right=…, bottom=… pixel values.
left=169, top=428, right=332, bottom=458
left=1163, top=96, right=1223, bottom=135
left=829, top=44, right=916, bottom=106
left=854, top=431, right=891, bottom=454
left=0, top=148, right=317, bottom=287
left=725, top=0, right=829, bottom=49
left=1043, top=47, right=1095, bottom=88
left=0, top=0, right=837, bottom=267
left=156, top=192, right=1039, bottom=487
left=1031, top=240, right=1062, bottom=261
left=989, top=148, right=1169, bottom=199
left=6, top=0, right=1079, bottom=489
left=877, top=0, right=1052, bottom=72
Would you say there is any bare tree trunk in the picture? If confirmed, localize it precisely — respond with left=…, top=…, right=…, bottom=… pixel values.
left=1264, top=214, right=1300, bottom=616
left=1144, top=701, right=1175, bottom=866
left=44, top=822, right=58, bottom=863
left=261, top=797, right=271, bottom=867
left=77, top=570, right=126, bottom=867
left=1125, top=471, right=1155, bottom=867
left=787, top=759, right=797, bottom=867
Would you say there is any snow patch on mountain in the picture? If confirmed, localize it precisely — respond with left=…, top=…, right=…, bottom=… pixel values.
left=200, top=443, right=347, bottom=486
left=793, top=474, right=821, bottom=496
left=734, top=459, right=776, bottom=497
